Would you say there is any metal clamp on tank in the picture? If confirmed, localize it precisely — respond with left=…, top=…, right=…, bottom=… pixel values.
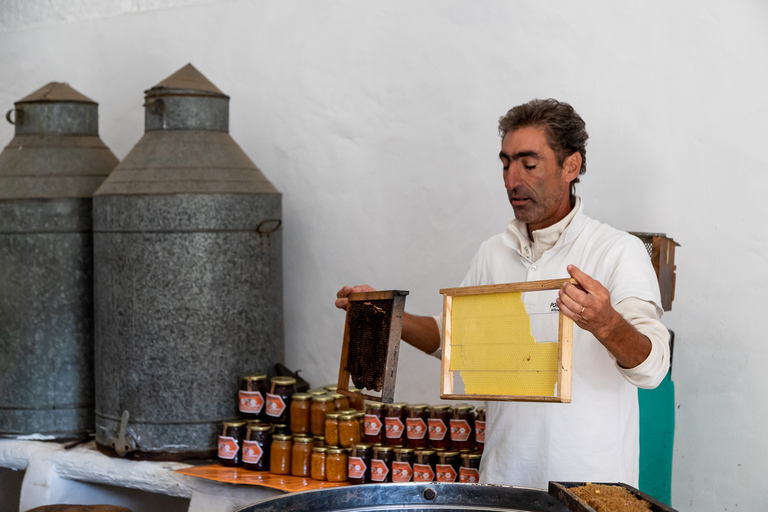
left=114, top=410, right=138, bottom=457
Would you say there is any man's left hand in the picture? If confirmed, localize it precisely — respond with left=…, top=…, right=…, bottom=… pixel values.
left=557, top=264, right=619, bottom=342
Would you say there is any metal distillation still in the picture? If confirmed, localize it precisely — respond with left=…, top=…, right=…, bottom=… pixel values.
left=0, top=82, right=118, bottom=439
left=93, top=64, right=284, bottom=460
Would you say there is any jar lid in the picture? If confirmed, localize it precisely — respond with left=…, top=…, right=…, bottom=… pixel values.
left=329, top=392, right=347, bottom=399
left=327, top=448, right=346, bottom=454
left=242, top=374, right=267, bottom=381
left=313, top=446, right=329, bottom=453
left=307, top=387, right=330, bottom=395
left=389, top=402, right=408, bottom=409
left=246, top=424, right=273, bottom=433
left=292, top=393, right=312, bottom=401
left=365, top=401, right=386, bottom=408
left=414, top=449, right=436, bottom=456
left=407, top=403, right=429, bottom=410
left=441, top=451, right=460, bottom=457
left=354, top=443, right=373, bottom=452
left=373, top=445, right=393, bottom=454
left=312, top=394, right=335, bottom=403
left=271, top=376, right=297, bottom=385
left=294, top=436, right=314, bottom=444
left=339, top=413, right=356, bottom=420
left=246, top=419, right=264, bottom=426
left=337, top=409, right=357, bottom=415
left=453, top=404, right=475, bottom=413
left=394, top=447, right=415, bottom=454
left=273, top=434, right=293, bottom=441
left=222, top=421, right=247, bottom=428
left=430, top=404, right=451, bottom=411
left=461, top=453, right=482, bottom=460
left=324, top=384, right=338, bottom=391
left=325, top=412, right=343, bottom=420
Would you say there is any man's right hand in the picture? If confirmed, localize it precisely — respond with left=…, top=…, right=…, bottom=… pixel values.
left=335, top=285, right=377, bottom=310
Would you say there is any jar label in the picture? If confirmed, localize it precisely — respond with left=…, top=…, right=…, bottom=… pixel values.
left=392, top=461, right=412, bottom=482
left=370, top=459, right=389, bottom=482
left=460, top=467, right=480, bottom=483
left=428, top=418, right=447, bottom=441
left=265, top=393, right=286, bottom=418
left=239, top=390, right=264, bottom=414
left=406, top=418, right=427, bottom=439
left=217, top=436, right=239, bottom=459
left=364, top=414, right=383, bottom=436
left=475, top=420, right=486, bottom=443
left=450, top=419, right=472, bottom=442
left=242, top=440, right=263, bottom=464
left=348, top=456, right=367, bottom=479
left=413, top=463, right=434, bottom=482
left=385, top=417, right=405, bottom=438
left=436, top=463, right=457, bottom=482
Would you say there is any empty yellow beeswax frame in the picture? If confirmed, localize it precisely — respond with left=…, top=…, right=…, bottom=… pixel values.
left=439, top=279, right=574, bottom=403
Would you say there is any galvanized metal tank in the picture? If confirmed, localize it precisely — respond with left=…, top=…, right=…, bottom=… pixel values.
left=0, top=83, right=118, bottom=439
left=237, top=483, right=572, bottom=512
left=93, top=64, right=283, bottom=460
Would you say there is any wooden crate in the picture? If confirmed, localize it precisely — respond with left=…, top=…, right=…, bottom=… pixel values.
left=336, top=290, right=408, bottom=404
left=549, top=481, right=678, bottom=512
left=439, top=279, right=574, bottom=403
left=630, top=232, right=679, bottom=312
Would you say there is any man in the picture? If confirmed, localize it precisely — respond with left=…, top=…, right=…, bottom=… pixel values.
left=336, top=98, right=670, bottom=488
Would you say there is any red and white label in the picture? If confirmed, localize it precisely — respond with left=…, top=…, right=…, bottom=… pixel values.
left=364, top=414, right=383, bottom=436
left=450, top=419, right=472, bottom=442
left=217, top=436, right=239, bottom=459
left=436, top=464, right=458, bottom=482
left=459, top=467, right=480, bottom=483
left=413, top=463, right=434, bottom=482
left=239, top=390, right=264, bottom=414
left=428, top=418, right=447, bottom=441
left=392, top=461, right=412, bottom=482
left=265, top=393, right=286, bottom=418
left=385, top=417, right=405, bottom=438
left=242, top=440, right=263, bottom=464
left=406, top=418, right=427, bottom=439
left=348, top=456, right=367, bottom=479
left=370, top=459, right=389, bottom=482
left=475, top=420, right=486, bottom=444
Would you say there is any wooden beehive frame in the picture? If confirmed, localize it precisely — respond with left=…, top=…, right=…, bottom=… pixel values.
left=336, top=290, right=408, bottom=404
left=439, top=279, right=575, bottom=403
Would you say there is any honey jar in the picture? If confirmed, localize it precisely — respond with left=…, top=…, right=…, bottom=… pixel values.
left=326, top=448, right=348, bottom=482
left=218, top=421, right=246, bottom=467
left=459, top=452, right=482, bottom=483
left=338, top=413, right=361, bottom=448
left=311, top=395, right=336, bottom=436
left=348, top=443, right=373, bottom=485
left=242, top=423, right=272, bottom=471
left=413, top=449, right=436, bottom=483
left=449, top=404, right=475, bottom=451
left=363, top=401, right=386, bottom=445
left=324, top=411, right=342, bottom=446
left=392, top=447, right=415, bottom=482
left=310, top=446, right=328, bottom=481
left=291, top=435, right=314, bottom=477
left=370, top=445, right=393, bottom=483
left=239, top=374, right=268, bottom=421
left=475, top=406, right=486, bottom=453
left=385, top=402, right=407, bottom=446
left=289, top=393, right=312, bottom=434
left=269, top=434, right=293, bottom=475
left=436, top=450, right=460, bottom=482
left=428, top=404, right=452, bottom=450
left=266, top=376, right=296, bottom=424
left=405, top=403, right=429, bottom=448
left=330, top=392, right=350, bottom=411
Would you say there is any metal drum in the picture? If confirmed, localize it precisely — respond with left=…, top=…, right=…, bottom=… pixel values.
left=93, top=64, right=283, bottom=460
left=237, top=483, right=572, bottom=512
left=0, top=83, right=118, bottom=439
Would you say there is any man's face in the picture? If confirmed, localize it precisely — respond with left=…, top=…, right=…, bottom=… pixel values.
left=499, top=126, right=578, bottom=232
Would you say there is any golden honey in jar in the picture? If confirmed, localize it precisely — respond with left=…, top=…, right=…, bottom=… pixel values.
left=242, top=423, right=272, bottom=471
left=436, top=450, right=460, bottom=482
left=291, top=435, right=314, bottom=477
left=310, top=446, right=328, bottom=481
left=338, top=413, right=360, bottom=447
left=311, top=395, right=335, bottom=436
left=348, top=443, right=373, bottom=485
left=239, top=374, right=268, bottom=421
left=405, top=403, right=430, bottom=448
left=449, top=404, right=475, bottom=451
left=324, top=411, right=342, bottom=446
left=266, top=376, right=296, bottom=424
left=459, top=452, right=482, bottom=483
left=326, top=448, right=348, bottom=482
left=269, top=434, right=293, bottom=475
left=385, top=402, right=407, bottom=446
left=218, top=421, right=247, bottom=467
left=370, top=445, right=394, bottom=483
left=475, top=406, right=486, bottom=453
left=330, top=392, right=350, bottom=411
left=392, top=447, right=415, bottom=482
left=428, top=404, right=452, bottom=450
left=289, top=393, right=312, bottom=434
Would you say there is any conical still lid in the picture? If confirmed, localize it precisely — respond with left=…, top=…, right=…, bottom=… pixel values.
left=148, top=63, right=227, bottom=97
left=16, top=82, right=97, bottom=104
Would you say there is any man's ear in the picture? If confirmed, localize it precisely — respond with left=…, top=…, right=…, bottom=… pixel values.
left=562, top=152, right=582, bottom=183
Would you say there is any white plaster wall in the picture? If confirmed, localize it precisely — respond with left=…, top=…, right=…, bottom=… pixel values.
left=1, top=1, right=766, bottom=510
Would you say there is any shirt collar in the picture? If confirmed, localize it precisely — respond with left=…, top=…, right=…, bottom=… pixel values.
left=502, top=196, right=584, bottom=262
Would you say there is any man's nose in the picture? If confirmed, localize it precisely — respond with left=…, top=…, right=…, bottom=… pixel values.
left=504, top=164, right=523, bottom=189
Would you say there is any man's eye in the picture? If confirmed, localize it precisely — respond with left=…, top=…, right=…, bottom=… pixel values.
left=524, top=163, right=536, bottom=170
